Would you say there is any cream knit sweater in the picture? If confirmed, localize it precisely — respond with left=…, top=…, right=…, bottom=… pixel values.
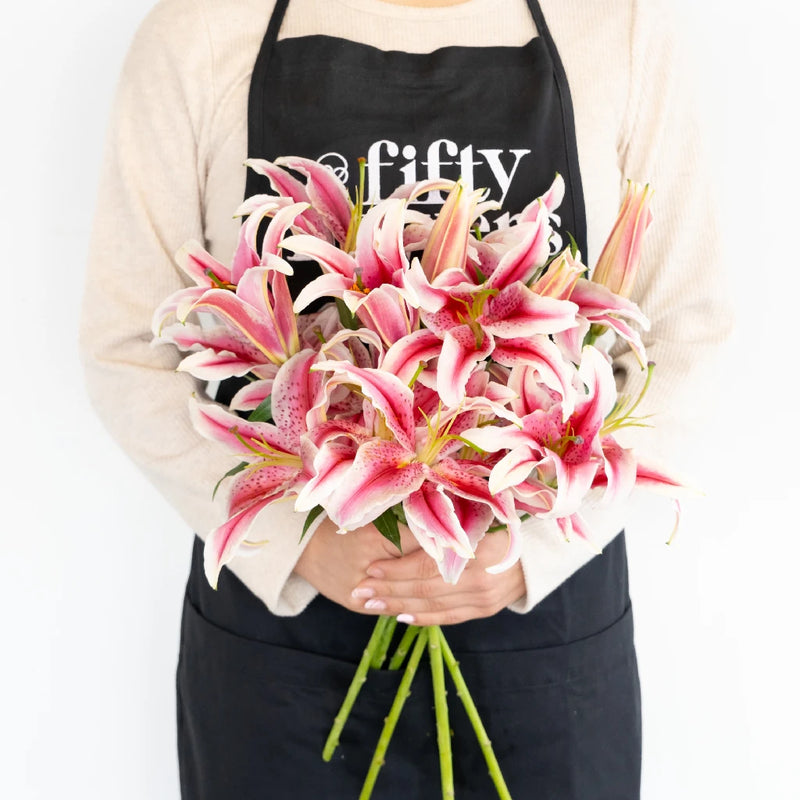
left=80, top=0, right=732, bottom=616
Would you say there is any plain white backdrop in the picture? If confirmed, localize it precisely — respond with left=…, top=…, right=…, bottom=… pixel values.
left=2, top=1, right=797, bottom=798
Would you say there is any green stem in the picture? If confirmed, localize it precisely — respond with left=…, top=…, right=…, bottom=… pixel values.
left=387, top=624, right=420, bottom=670
left=358, top=628, right=430, bottom=800
left=429, top=626, right=454, bottom=800
left=323, top=615, right=392, bottom=762
left=370, top=615, right=398, bottom=670
left=439, top=633, right=513, bottom=800
left=583, top=321, right=607, bottom=349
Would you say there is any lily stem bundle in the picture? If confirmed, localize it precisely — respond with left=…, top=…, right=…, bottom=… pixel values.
left=323, top=616, right=513, bottom=800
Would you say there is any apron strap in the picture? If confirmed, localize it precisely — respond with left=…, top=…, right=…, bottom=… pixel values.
left=247, top=0, right=291, bottom=171
left=248, top=0, right=587, bottom=258
left=526, top=0, right=587, bottom=258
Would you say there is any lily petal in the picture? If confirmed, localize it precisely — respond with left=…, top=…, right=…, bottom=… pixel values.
left=275, top=156, right=353, bottom=244
left=403, top=483, right=475, bottom=566
left=349, top=285, right=417, bottom=348
left=152, top=286, right=207, bottom=334
left=229, top=376, right=277, bottom=412
left=176, top=349, right=261, bottom=380
left=380, top=329, right=442, bottom=385
left=491, top=335, right=579, bottom=418
left=294, top=440, right=358, bottom=513
left=437, top=324, right=495, bottom=407
left=243, top=159, right=332, bottom=241
left=280, top=234, right=357, bottom=278
left=480, top=283, right=578, bottom=338
left=485, top=216, right=551, bottom=289
left=312, top=361, right=417, bottom=451
left=189, top=397, right=295, bottom=456
left=191, top=287, right=287, bottom=365
left=175, top=239, right=232, bottom=287
left=204, top=495, right=276, bottom=589
left=599, top=436, right=637, bottom=505
left=327, top=440, right=426, bottom=531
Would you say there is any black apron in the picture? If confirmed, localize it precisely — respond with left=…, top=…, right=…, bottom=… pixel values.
left=177, top=2, right=641, bottom=798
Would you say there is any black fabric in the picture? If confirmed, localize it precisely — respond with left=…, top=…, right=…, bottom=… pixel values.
left=245, top=36, right=587, bottom=303
left=178, top=0, right=641, bottom=796
left=179, top=536, right=640, bottom=800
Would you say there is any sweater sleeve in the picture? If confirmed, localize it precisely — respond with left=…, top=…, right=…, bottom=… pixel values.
left=79, top=0, right=318, bottom=616
left=508, top=0, right=734, bottom=614
left=613, top=0, right=734, bottom=464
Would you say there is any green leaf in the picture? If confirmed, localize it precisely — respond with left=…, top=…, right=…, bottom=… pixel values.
left=393, top=504, right=408, bottom=528
left=247, top=395, right=273, bottom=423
left=373, top=507, right=403, bottom=552
left=335, top=298, right=360, bottom=330
left=301, top=505, right=326, bottom=542
left=567, top=231, right=580, bottom=258
left=212, top=461, right=248, bottom=500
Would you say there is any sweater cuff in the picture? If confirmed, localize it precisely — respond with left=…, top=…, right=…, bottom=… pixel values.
left=225, top=501, right=322, bottom=617
left=507, top=496, right=629, bottom=614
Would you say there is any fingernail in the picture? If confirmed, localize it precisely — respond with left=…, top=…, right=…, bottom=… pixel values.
left=365, top=599, right=387, bottom=611
left=351, top=587, right=375, bottom=599
left=366, top=566, right=385, bottom=579
left=396, top=614, right=415, bottom=624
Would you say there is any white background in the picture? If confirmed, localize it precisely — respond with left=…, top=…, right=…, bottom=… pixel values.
left=1, top=1, right=797, bottom=798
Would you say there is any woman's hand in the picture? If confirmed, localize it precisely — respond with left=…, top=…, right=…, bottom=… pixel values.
left=350, top=530, right=526, bottom=627
left=293, top=517, right=421, bottom=612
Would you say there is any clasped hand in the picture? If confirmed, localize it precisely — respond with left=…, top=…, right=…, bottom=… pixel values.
left=294, top=518, right=525, bottom=626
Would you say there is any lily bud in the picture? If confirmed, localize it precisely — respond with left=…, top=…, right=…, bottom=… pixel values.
left=531, top=247, right=585, bottom=301
left=420, top=181, right=476, bottom=281
left=592, top=181, right=654, bottom=298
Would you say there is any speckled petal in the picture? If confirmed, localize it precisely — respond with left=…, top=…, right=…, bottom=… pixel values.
left=328, top=440, right=426, bottom=530
left=313, top=361, right=416, bottom=452
left=480, top=283, right=578, bottom=337
left=189, top=397, right=294, bottom=455
left=275, top=156, right=353, bottom=244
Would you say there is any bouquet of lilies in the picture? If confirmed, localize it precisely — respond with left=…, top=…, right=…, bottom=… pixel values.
left=153, top=156, right=686, bottom=799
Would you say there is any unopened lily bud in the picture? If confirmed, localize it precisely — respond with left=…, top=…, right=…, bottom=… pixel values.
left=531, top=247, right=584, bottom=300
left=592, top=181, right=654, bottom=298
left=420, top=181, right=477, bottom=281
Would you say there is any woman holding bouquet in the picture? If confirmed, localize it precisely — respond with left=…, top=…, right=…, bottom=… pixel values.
left=81, top=0, right=730, bottom=797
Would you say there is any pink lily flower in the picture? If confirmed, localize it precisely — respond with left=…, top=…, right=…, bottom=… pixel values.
left=403, top=260, right=578, bottom=406
left=151, top=240, right=235, bottom=336
left=284, top=198, right=423, bottom=347
left=153, top=200, right=312, bottom=388
left=157, top=321, right=281, bottom=384
left=192, top=348, right=322, bottom=587
left=245, top=157, right=354, bottom=245
left=295, top=361, right=522, bottom=579
left=183, top=265, right=301, bottom=376
left=463, top=346, right=617, bottom=519
left=562, top=278, right=651, bottom=366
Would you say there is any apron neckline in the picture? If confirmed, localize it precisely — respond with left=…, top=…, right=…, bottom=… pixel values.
left=327, top=0, right=505, bottom=22
left=266, top=31, right=547, bottom=76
